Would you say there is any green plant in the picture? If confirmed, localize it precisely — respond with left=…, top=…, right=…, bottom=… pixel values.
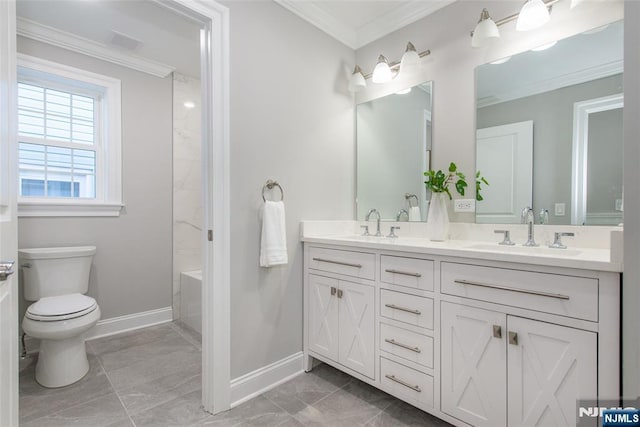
left=423, top=162, right=467, bottom=200
left=476, top=170, right=489, bottom=202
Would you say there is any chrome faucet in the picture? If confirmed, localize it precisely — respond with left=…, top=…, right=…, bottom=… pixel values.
left=521, top=207, right=538, bottom=247
left=539, top=209, right=549, bottom=225
left=396, top=209, right=409, bottom=222
left=365, top=208, right=382, bottom=237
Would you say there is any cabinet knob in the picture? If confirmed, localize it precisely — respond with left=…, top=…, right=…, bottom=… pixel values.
left=508, top=331, right=518, bottom=345
left=330, top=287, right=337, bottom=296
left=493, top=325, right=502, bottom=339
left=337, top=289, right=343, bottom=299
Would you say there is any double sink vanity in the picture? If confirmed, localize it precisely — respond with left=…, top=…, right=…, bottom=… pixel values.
left=301, top=221, right=621, bottom=427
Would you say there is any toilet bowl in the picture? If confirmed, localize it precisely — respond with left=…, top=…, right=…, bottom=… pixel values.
left=20, top=246, right=100, bottom=388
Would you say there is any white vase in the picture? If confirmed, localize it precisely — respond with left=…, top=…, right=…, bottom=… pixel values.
left=427, top=192, right=450, bottom=241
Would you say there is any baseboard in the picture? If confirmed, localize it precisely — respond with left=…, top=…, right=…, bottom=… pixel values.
left=22, top=306, right=173, bottom=353
left=230, top=352, right=304, bottom=407
left=88, top=306, right=173, bottom=340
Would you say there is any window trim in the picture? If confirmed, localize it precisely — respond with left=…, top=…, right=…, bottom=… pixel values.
left=16, top=54, right=122, bottom=217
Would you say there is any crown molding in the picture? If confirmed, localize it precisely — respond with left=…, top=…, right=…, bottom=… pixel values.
left=274, top=0, right=454, bottom=50
left=477, top=60, right=623, bottom=108
left=16, top=17, right=175, bottom=78
left=274, top=0, right=358, bottom=49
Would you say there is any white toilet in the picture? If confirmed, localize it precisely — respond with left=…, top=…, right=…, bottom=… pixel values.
left=20, top=246, right=101, bottom=388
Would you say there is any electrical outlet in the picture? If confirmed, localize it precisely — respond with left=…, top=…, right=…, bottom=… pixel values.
left=555, top=203, right=566, bottom=216
left=454, top=198, right=476, bottom=213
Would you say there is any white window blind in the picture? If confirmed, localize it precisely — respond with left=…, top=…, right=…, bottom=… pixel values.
left=18, top=82, right=98, bottom=199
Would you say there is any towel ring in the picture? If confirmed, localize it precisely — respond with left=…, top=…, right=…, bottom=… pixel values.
left=262, top=180, right=284, bottom=202
left=405, top=193, right=419, bottom=207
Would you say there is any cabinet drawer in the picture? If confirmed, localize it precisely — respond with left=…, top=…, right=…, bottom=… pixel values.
left=380, top=255, right=434, bottom=291
left=380, top=357, right=433, bottom=409
left=380, top=289, right=433, bottom=330
left=308, top=247, right=375, bottom=280
left=380, top=322, right=433, bottom=368
left=441, top=262, right=598, bottom=322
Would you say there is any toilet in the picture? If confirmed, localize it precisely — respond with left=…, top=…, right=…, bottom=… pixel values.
left=20, top=246, right=101, bottom=388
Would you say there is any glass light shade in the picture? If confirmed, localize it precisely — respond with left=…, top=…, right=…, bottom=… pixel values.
left=471, top=9, right=499, bottom=48
left=400, top=42, right=420, bottom=71
left=372, top=55, right=392, bottom=83
left=516, top=0, right=550, bottom=32
left=348, top=65, right=366, bottom=92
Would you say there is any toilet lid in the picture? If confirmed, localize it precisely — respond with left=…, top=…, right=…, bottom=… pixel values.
left=26, top=293, right=98, bottom=321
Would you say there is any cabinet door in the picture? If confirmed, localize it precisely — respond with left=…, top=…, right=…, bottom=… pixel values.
left=308, top=274, right=339, bottom=361
left=441, top=302, right=507, bottom=427
left=507, top=317, right=597, bottom=427
left=338, top=280, right=375, bottom=379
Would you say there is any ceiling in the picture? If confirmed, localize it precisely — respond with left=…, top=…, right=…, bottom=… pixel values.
left=15, top=0, right=454, bottom=79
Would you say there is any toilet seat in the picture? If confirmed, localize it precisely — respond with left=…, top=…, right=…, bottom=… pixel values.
left=26, top=293, right=98, bottom=322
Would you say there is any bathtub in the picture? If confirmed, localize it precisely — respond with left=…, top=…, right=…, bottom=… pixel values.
left=180, top=270, right=202, bottom=334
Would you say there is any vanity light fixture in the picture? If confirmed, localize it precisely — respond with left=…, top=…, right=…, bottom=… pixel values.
left=471, top=9, right=500, bottom=48
left=470, top=0, right=563, bottom=48
left=516, top=0, right=550, bottom=31
left=372, top=55, right=393, bottom=83
left=348, top=65, right=367, bottom=92
left=347, top=42, right=431, bottom=92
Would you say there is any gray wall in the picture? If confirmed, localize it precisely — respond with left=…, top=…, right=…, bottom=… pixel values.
left=476, top=74, right=623, bottom=224
left=357, top=88, right=430, bottom=220
left=623, top=0, right=640, bottom=398
left=223, top=1, right=355, bottom=379
left=17, top=37, right=173, bottom=321
left=355, top=0, right=623, bottom=223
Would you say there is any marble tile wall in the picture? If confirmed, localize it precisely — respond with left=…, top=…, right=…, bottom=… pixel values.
left=172, top=73, right=202, bottom=320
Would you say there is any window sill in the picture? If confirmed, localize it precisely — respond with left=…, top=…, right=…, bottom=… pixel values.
left=18, top=202, right=124, bottom=217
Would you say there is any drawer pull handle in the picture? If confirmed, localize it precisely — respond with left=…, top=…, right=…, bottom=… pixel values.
left=385, top=338, right=421, bottom=353
left=385, top=374, right=422, bottom=392
left=312, top=258, right=362, bottom=269
left=453, top=279, right=570, bottom=300
left=385, top=269, right=422, bottom=278
left=384, top=304, right=421, bottom=315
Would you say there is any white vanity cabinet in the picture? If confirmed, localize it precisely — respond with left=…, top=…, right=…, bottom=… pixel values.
left=306, top=247, right=376, bottom=379
left=303, top=241, right=620, bottom=427
left=441, top=302, right=597, bottom=427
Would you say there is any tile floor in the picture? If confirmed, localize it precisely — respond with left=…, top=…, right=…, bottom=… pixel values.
left=19, top=322, right=452, bottom=426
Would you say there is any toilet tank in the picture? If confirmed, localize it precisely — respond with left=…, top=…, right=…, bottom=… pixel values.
left=19, top=246, right=96, bottom=301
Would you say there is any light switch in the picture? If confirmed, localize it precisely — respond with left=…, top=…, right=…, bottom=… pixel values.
left=555, top=203, right=566, bottom=216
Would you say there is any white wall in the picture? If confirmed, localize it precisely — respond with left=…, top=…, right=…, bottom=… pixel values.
left=17, top=37, right=173, bottom=321
left=172, top=72, right=202, bottom=320
left=222, top=1, right=355, bottom=379
left=355, top=0, right=623, bottom=223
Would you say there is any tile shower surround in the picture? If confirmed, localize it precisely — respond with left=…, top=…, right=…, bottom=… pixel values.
left=19, top=322, right=451, bottom=426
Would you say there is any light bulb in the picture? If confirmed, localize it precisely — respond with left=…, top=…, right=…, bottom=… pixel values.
left=471, top=9, right=500, bottom=48
left=400, top=42, right=420, bottom=72
left=348, top=65, right=366, bottom=93
left=516, top=0, right=550, bottom=32
left=372, top=55, right=393, bottom=84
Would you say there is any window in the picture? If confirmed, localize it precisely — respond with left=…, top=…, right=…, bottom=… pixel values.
left=17, top=54, right=122, bottom=217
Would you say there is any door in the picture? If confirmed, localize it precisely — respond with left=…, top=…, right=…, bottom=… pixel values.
left=0, top=0, right=19, bottom=425
left=507, top=317, right=597, bottom=427
left=338, top=280, right=374, bottom=379
left=476, top=121, right=533, bottom=223
left=308, top=274, right=339, bottom=361
left=441, top=302, right=507, bottom=427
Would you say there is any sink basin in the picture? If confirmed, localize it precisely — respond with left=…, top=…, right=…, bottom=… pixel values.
left=466, top=243, right=582, bottom=257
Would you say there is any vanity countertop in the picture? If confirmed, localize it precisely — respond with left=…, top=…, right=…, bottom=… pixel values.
left=302, top=234, right=622, bottom=273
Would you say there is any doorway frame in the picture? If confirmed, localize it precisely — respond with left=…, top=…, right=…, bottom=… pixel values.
left=571, top=93, right=624, bottom=225
left=168, top=0, right=231, bottom=414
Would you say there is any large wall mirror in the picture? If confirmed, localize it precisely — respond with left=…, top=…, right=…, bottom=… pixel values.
left=475, top=20, right=623, bottom=225
left=357, top=82, right=433, bottom=221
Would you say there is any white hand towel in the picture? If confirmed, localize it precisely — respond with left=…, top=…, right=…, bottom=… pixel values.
left=260, top=200, right=288, bottom=267
left=409, top=206, right=421, bottom=222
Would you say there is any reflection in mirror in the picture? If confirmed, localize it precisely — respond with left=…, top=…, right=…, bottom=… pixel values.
left=475, top=21, right=623, bottom=225
left=357, top=82, right=432, bottom=221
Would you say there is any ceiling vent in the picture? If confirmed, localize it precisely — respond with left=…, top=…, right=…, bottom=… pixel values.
left=109, top=31, right=142, bottom=51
